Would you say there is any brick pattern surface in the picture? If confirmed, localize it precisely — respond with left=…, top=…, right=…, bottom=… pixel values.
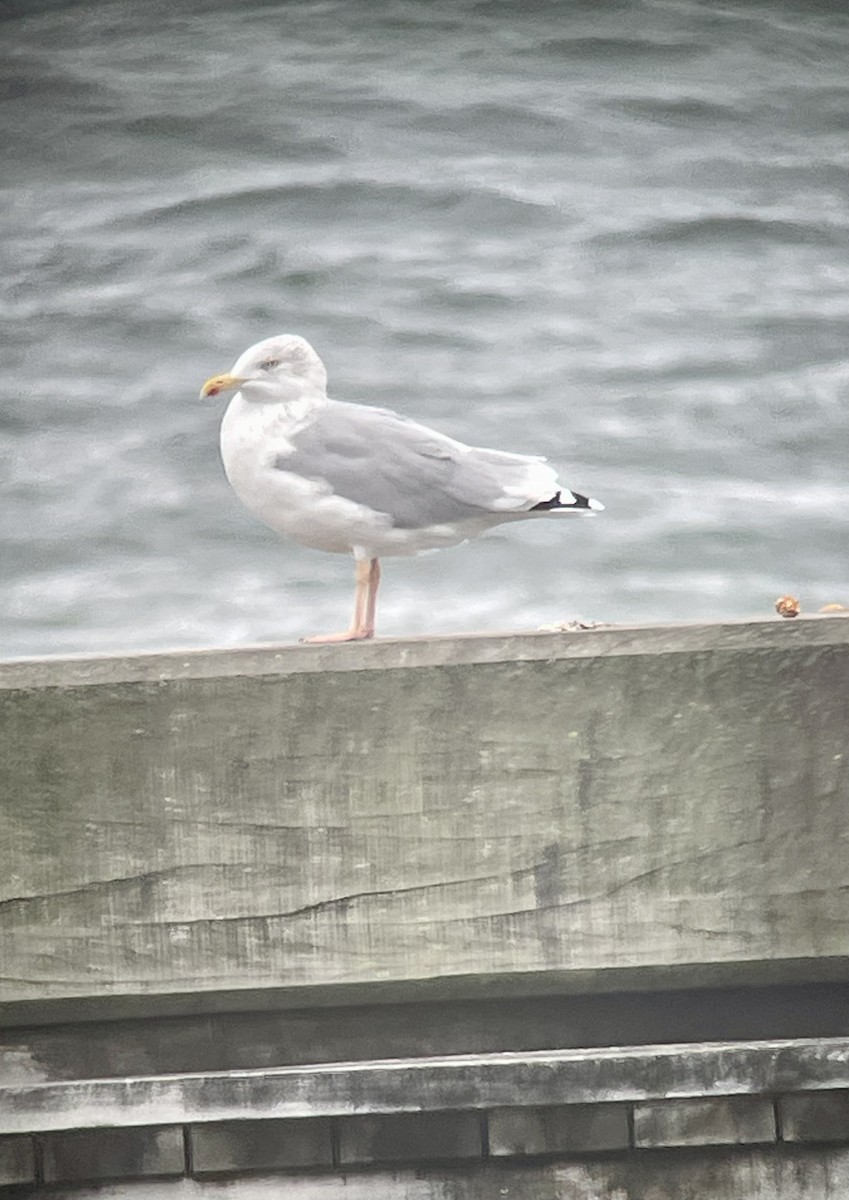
left=4, top=1090, right=849, bottom=1186
left=191, top=1118, right=333, bottom=1173
left=634, top=1097, right=776, bottom=1148
left=781, top=1092, right=849, bottom=1143
left=42, top=1126, right=185, bottom=1183
left=0, top=1135, right=35, bottom=1186
left=489, top=1103, right=630, bottom=1156
left=338, top=1111, right=482, bottom=1165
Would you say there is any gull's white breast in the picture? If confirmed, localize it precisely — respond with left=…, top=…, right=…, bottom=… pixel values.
left=220, top=394, right=372, bottom=554
left=219, top=393, right=462, bottom=557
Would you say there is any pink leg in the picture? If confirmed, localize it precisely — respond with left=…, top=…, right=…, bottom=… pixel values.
left=302, top=557, right=380, bottom=644
left=363, top=558, right=380, bottom=633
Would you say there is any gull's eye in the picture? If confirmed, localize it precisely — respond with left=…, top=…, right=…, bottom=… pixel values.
left=260, top=358, right=279, bottom=371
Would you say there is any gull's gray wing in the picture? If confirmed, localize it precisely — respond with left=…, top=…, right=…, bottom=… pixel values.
left=275, top=400, right=552, bottom=530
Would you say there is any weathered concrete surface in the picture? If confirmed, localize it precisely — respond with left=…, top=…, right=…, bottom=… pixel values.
left=2, top=617, right=848, bottom=1011
left=338, top=1111, right=482, bottom=1165
left=488, top=1102, right=629, bottom=1155
left=633, top=1096, right=775, bottom=1147
left=191, top=1118, right=332, bottom=1174
left=0, top=1134, right=34, bottom=1186
left=781, top=1091, right=849, bottom=1143
left=41, top=1127, right=184, bottom=1184
left=2, top=1038, right=848, bottom=1134
left=18, top=1146, right=849, bottom=1200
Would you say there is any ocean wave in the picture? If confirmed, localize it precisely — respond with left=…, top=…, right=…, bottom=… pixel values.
left=596, top=214, right=846, bottom=249
left=0, top=67, right=106, bottom=105
left=603, top=96, right=745, bottom=127
left=410, top=101, right=569, bottom=135
left=127, top=177, right=560, bottom=228
left=87, top=111, right=345, bottom=161
left=523, top=35, right=702, bottom=59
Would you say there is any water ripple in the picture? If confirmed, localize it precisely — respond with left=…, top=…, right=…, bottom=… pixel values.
left=2, top=0, right=848, bottom=656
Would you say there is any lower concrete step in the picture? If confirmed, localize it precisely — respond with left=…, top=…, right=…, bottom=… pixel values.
left=2, top=1036, right=849, bottom=1135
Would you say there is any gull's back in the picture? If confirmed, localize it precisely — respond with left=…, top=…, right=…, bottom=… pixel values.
left=276, top=399, right=560, bottom=532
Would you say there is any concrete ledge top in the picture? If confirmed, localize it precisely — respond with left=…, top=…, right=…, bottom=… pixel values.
left=2, top=614, right=848, bottom=689
left=2, top=1037, right=848, bottom=1134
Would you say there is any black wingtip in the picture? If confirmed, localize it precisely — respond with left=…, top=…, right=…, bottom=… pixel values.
left=531, top=489, right=604, bottom=513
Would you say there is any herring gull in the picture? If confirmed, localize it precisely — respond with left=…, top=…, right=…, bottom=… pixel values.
left=200, top=334, right=603, bottom=643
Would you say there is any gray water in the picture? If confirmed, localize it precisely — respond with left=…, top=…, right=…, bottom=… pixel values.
left=3, top=0, right=848, bottom=658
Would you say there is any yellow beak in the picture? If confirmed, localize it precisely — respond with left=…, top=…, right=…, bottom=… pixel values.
left=199, top=373, right=245, bottom=400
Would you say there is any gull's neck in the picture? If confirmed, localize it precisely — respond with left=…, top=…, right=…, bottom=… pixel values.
left=238, top=377, right=328, bottom=422
left=271, top=374, right=326, bottom=404
left=221, top=389, right=318, bottom=473
left=280, top=387, right=328, bottom=424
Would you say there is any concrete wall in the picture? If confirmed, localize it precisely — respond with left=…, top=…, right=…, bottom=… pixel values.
left=2, top=617, right=849, bottom=1196
left=2, top=617, right=849, bottom=1016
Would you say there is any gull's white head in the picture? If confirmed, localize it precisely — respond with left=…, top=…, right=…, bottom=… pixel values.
left=199, top=334, right=328, bottom=403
